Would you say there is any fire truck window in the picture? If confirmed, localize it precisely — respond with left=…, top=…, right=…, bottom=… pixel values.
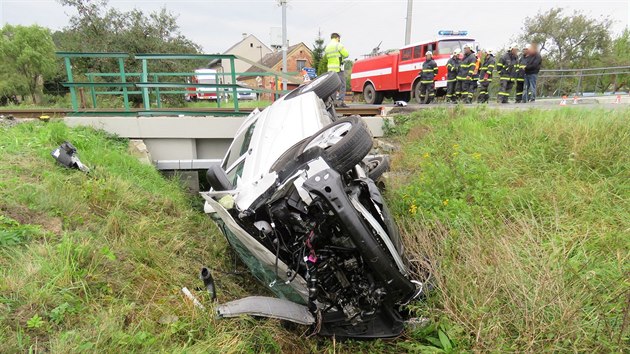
left=401, top=48, right=412, bottom=61
left=437, top=40, right=460, bottom=55
left=413, top=45, right=422, bottom=59
left=427, top=43, right=435, bottom=53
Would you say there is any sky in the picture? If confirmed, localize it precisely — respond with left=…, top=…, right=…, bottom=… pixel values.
left=0, top=0, right=629, bottom=60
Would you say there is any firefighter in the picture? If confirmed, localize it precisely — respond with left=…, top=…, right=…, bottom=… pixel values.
left=417, top=51, right=438, bottom=104
left=456, top=44, right=476, bottom=104
left=325, top=32, right=350, bottom=107
left=445, top=49, right=460, bottom=103
left=515, top=45, right=529, bottom=103
left=477, top=48, right=496, bottom=103
left=470, top=51, right=482, bottom=98
left=497, top=43, right=519, bottom=104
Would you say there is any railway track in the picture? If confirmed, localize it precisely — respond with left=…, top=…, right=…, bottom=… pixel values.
left=0, top=106, right=382, bottom=119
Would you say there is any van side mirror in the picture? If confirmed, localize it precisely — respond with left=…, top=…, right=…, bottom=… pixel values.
left=206, top=164, right=234, bottom=191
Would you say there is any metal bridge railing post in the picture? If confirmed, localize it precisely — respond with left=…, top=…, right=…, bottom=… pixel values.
left=88, top=74, right=97, bottom=109
left=216, top=71, right=221, bottom=108
left=119, top=57, right=130, bottom=111
left=63, top=56, right=78, bottom=112
left=153, top=74, right=162, bottom=108
left=141, top=59, right=150, bottom=111
left=230, top=57, right=238, bottom=112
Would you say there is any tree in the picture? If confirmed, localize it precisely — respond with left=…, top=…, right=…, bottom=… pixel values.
left=519, top=8, right=612, bottom=69
left=312, top=30, right=325, bottom=74
left=54, top=0, right=202, bottom=105
left=0, top=25, right=57, bottom=104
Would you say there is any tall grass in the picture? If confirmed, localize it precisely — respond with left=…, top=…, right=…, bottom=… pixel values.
left=0, top=107, right=628, bottom=353
left=0, top=122, right=312, bottom=353
left=387, top=107, right=629, bottom=352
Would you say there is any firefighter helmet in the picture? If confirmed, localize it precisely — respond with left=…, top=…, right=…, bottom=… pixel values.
left=453, top=48, right=461, bottom=55
left=485, top=48, right=494, bottom=55
left=426, top=51, right=433, bottom=57
left=510, top=43, right=519, bottom=50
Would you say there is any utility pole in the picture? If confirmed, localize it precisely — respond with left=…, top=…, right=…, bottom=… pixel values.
left=404, top=0, right=413, bottom=45
left=280, top=0, right=288, bottom=90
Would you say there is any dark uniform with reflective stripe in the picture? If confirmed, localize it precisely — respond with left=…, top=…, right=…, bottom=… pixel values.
left=515, top=53, right=529, bottom=103
left=477, top=54, right=496, bottom=103
left=456, top=51, right=476, bottom=103
left=497, top=51, right=518, bottom=103
left=445, top=55, right=459, bottom=103
left=417, top=58, right=438, bottom=104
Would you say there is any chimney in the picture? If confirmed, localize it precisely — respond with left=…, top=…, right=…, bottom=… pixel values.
left=242, top=33, right=248, bottom=39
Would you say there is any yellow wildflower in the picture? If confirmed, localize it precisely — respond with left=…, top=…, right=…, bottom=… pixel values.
left=473, top=152, right=481, bottom=159
left=409, top=204, right=418, bottom=215
left=422, top=152, right=430, bottom=159
left=452, top=152, right=459, bottom=156
left=452, top=144, right=460, bottom=149
left=443, top=199, right=449, bottom=206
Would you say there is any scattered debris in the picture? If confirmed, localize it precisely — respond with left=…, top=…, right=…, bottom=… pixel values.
left=394, top=100, right=408, bottom=107
left=0, top=115, right=18, bottom=127
left=199, top=267, right=217, bottom=301
left=181, top=287, right=205, bottom=309
left=50, top=141, right=90, bottom=173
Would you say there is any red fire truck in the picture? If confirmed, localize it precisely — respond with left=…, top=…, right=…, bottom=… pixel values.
left=351, top=31, right=476, bottom=104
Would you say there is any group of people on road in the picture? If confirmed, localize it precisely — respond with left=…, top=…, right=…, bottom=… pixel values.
left=324, top=32, right=543, bottom=106
left=418, top=42, right=542, bottom=104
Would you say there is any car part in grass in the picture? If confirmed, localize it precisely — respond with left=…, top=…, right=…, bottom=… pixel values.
left=217, top=296, right=315, bottom=325
left=50, top=141, right=90, bottom=173
left=199, top=267, right=217, bottom=301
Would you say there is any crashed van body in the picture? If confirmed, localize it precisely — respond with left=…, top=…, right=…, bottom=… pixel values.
left=202, top=72, right=422, bottom=338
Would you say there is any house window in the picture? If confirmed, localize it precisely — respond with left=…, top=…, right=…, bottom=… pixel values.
left=297, top=59, right=307, bottom=71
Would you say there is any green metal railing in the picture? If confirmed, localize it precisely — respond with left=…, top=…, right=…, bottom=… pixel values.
left=57, top=52, right=300, bottom=116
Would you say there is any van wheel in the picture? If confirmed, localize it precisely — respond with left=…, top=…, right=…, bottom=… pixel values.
left=363, top=83, right=384, bottom=105
left=284, top=71, right=341, bottom=101
left=364, top=155, right=390, bottom=181
left=299, top=116, right=373, bottom=174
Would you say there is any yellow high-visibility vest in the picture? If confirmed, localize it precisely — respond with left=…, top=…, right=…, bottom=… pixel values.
left=325, top=39, right=349, bottom=73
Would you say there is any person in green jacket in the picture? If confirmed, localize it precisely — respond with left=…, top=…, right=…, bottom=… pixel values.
left=325, top=33, right=349, bottom=107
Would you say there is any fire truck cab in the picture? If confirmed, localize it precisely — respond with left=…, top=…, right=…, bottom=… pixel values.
left=351, top=31, right=476, bottom=104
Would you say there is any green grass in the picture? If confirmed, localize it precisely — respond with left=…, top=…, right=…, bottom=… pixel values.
left=0, top=107, right=628, bottom=353
left=385, top=106, right=629, bottom=352
left=0, top=122, right=315, bottom=353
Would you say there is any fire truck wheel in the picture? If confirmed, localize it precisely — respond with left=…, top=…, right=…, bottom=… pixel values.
left=284, top=71, right=341, bottom=101
left=363, top=83, right=384, bottom=105
left=414, top=83, right=424, bottom=104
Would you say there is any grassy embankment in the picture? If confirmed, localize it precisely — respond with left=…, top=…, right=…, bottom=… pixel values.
left=386, top=107, right=629, bottom=352
left=1, top=106, right=628, bottom=352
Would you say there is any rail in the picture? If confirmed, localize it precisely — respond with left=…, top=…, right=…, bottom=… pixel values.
left=537, top=65, right=630, bottom=97
left=56, top=52, right=305, bottom=115
left=0, top=106, right=382, bottom=119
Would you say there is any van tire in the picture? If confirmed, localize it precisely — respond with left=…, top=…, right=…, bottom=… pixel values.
left=299, top=116, right=373, bottom=174
left=284, top=71, right=341, bottom=101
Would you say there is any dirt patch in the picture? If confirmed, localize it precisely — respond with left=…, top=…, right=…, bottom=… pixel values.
left=0, top=204, right=63, bottom=235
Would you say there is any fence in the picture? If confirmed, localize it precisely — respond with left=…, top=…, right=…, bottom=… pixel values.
left=56, top=52, right=303, bottom=115
left=537, top=65, right=630, bottom=97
